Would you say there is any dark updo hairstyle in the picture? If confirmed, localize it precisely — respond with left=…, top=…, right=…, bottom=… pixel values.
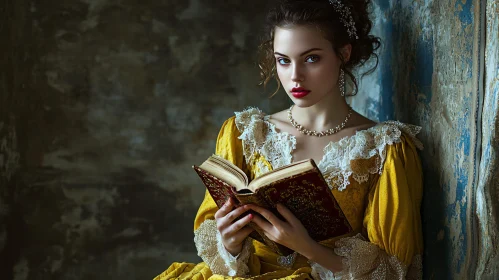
left=258, top=0, right=381, bottom=96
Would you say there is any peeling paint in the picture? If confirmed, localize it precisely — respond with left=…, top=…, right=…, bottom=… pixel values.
left=476, top=0, right=499, bottom=278
left=356, top=0, right=484, bottom=278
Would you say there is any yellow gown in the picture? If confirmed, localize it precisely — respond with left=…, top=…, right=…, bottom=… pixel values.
left=154, top=108, right=424, bottom=280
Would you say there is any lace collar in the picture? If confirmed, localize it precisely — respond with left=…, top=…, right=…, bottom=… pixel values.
left=234, top=107, right=423, bottom=191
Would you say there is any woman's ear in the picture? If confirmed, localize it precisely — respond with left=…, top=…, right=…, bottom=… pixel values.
left=341, top=44, right=352, bottom=62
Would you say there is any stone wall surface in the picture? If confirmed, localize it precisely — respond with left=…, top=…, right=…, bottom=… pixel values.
left=0, top=0, right=288, bottom=279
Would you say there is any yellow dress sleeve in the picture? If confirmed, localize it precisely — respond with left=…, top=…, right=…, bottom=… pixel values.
left=364, top=134, right=423, bottom=265
left=192, top=117, right=262, bottom=277
left=194, top=116, right=246, bottom=230
left=334, top=134, right=423, bottom=279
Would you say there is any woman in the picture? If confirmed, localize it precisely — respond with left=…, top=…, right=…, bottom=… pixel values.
left=155, top=0, right=423, bottom=279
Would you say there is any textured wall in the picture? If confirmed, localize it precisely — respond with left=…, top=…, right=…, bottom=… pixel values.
left=477, top=0, right=499, bottom=279
left=352, top=0, right=487, bottom=279
left=1, top=0, right=31, bottom=278
left=0, top=0, right=288, bottom=279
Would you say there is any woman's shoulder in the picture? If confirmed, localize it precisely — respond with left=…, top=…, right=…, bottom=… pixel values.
left=216, top=107, right=266, bottom=134
left=338, top=120, right=423, bottom=157
left=370, top=120, right=423, bottom=150
left=232, top=106, right=294, bottom=138
left=233, top=106, right=291, bottom=124
left=224, top=107, right=296, bottom=169
left=216, top=107, right=273, bottom=148
left=320, top=120, right=423, bottom=190
left=233, top=107, right=267, bottom=130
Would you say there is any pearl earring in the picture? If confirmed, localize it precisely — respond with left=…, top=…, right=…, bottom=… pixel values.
left=339, top=69, right=346, bottom=97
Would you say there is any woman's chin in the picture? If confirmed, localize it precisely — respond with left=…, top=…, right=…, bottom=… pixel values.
left=289, top=98, right=317, bottom=108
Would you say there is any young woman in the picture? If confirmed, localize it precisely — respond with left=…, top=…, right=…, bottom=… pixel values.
left=155, top=0, right=423, bottom=279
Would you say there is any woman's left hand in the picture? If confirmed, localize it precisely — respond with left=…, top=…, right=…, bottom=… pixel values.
left=247, top=203, right=316, bottom=254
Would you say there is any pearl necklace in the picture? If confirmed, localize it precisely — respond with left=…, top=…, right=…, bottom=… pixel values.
left=287, top=105, right=353, bottom=137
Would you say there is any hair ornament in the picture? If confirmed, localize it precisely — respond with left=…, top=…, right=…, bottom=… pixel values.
left=328, top=0, right=359, bottom=40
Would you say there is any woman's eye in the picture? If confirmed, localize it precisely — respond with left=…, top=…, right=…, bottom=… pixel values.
left=306, top=55, right=320, bottom=63
left=276, top=58, right=290, bottom=65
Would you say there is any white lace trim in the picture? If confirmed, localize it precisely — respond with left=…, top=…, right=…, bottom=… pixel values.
left=310, top=261, right=336, bottom=280
left=234, top=108, right=423, bottom=191
left=194, top=219, right=253, bottom=277
left=235, top=108, right=296, bottom=177
left=318, top=121, right=423, bottom=191
left=255, top=160, right=271, bottom=178
left=332, top=233, right=422, bottom=280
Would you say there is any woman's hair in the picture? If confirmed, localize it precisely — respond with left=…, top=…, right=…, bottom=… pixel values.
left=258, top=0, right=381, bottom=96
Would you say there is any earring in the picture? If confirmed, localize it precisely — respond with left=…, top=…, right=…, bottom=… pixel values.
left=339, top=69, right=346, bottom=97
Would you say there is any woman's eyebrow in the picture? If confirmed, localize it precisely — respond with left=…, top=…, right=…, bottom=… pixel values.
left=274, top=48, right=323, bottom=57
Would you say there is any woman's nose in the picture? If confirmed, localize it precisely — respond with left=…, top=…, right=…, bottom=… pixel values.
left=291, top=64, right=304, bottom=82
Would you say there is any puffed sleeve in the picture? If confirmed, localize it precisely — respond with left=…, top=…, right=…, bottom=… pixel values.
left=332, top=135, right=423, bottom=279
left=193, top=116, right=260, bottom=277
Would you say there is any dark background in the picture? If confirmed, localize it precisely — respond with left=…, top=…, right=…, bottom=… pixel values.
left=0, top=0, right=289, bottom=279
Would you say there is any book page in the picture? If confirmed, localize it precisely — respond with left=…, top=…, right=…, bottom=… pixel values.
left=198, top=156, right=248, bottom=190
left=247, top=159, right=314, bottom=192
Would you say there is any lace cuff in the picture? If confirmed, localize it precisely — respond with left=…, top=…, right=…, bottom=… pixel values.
left=310, top=261, right=335, bottom=280
left=194, top=219, right=253, bottom=277
left=331, top=234, right=422, bottom=280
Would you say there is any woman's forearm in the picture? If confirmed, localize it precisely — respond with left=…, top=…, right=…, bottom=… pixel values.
left=299, top=239, right=344, bottom=273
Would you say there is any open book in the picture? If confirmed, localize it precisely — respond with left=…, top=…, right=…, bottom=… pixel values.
left=193, top=155, right=353, bottom=256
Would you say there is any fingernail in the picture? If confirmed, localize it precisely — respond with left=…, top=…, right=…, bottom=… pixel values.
left=249, top=214, right=253, bottom=219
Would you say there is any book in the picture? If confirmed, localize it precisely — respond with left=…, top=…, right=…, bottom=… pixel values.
left=193, top=155, right=353, bottom=256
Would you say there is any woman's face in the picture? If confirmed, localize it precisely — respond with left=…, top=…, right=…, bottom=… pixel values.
left=273, top=25, right=343, bottom=108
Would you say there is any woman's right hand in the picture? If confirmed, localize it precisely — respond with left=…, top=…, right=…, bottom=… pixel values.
left=214, top=197, right=255, bottom=256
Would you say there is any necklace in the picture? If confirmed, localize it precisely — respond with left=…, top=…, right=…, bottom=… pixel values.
left=287, top=105, right=353, bottom=137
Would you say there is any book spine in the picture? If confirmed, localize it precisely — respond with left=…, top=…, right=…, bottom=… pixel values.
left=234, top=192, right=269, bottom=207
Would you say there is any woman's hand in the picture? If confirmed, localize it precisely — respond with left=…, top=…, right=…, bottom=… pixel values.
left=249, top=203, right=345, bottom=272
left=214, top=197, right=255, bottom=256
left=248, top=203, right=316, bottom=255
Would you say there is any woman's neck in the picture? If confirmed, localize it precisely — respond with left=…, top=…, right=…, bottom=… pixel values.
left=291, top=93, right=351, bottom=132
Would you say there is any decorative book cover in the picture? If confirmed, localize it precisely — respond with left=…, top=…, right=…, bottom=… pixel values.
left=193, top=161, right=352, bottom=256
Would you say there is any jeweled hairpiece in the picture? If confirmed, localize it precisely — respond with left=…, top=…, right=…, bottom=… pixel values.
left=328, top=0, right=359, bottom=40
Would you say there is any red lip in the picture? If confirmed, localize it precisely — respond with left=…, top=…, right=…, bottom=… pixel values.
left=291, top=87, right=311, bottom=98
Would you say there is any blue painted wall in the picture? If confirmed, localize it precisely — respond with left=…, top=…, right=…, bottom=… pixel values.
left=476, top=0, right=499, bottom=278
left=352, top=0, right=485, bottom=278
